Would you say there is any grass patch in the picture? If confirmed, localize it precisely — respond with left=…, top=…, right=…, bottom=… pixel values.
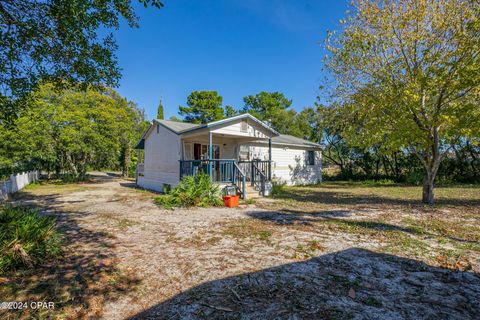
left=263, top=181, right=480, bottom=209
left=117, top=218, right=137, bottom=230
left=457, top=242, right=480, bottom=252
left=292, top=240, right=325, bottom=259
left=222, top=219, right=274, bottom=242
left=241, top=198, right=257, bottom=205
left=0, top=206, right=61, bottom=272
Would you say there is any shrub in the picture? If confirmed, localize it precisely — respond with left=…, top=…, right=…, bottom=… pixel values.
left=154, top=173, right=223, bottom=209
left=271, top=181, right=287, bottom=197
left=358, top=179, right=396, bottom=187
left=0, top=206, right=61, bottom=271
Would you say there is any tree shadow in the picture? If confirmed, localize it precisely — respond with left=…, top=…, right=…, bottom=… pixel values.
left=2, top=191, right=141, bottom=318
left=274, top=187, right=480, bottom=207
left=129, top=248, right=480, bottom=319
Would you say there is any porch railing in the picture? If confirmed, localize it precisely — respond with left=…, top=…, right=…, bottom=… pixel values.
left=179, top=159, right=270, bottom=199
left=179, top=159, right=247, bottom=198
left=251, top=161, right=267, bottom=196
left=179, top=159, right=236, bottom=183
left=238, top=160, right=271, bottom=183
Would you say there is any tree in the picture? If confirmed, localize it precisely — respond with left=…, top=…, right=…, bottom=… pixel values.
left=0, top=84, right=145, bottom=179
left=0, top=0, right=162, bottom=103
left=243, top=92, right=292, bottom=126
left=224, top=105, right=237, bottom=118
left=179, top=91, right=224, bottom=123
left=168, top=115, right=182, bottom=122
left=324, top=0, right=480, bottom=204
left=157, top=97, right=164, bottom=119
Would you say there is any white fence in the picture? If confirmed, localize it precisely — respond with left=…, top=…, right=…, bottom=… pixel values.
left=0, top=170, right=40, bottom=202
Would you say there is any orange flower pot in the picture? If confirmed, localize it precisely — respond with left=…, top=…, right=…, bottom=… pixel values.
left=223, top=195, right=239, bottom=208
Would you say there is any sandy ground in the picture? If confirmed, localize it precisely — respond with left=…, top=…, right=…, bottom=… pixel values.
left=8, top=173, right=480, bottom=320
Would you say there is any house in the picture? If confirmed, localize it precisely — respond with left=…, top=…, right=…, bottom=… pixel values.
left=135, top=114, right=322, bottom=198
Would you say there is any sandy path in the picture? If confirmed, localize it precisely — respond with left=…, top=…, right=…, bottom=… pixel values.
left=13, top=172, right=480, bottom=319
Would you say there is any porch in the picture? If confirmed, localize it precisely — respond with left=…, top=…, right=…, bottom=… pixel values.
left=179, top=130, right=273, bottom=199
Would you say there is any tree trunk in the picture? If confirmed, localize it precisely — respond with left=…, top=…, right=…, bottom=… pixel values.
left=420, top=126, right=442, bottom=205
left=422, top=171, right=435, bottom=205
left=122, top=144, right=131, bottom=177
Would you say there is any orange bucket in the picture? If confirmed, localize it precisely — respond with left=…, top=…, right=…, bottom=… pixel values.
left=223, top=195, right=239, bottom=208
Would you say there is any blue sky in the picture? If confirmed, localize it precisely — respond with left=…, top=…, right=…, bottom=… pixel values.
left=115, top=0, right=349, bottom=120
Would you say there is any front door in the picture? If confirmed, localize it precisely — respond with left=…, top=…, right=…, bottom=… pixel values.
left=193, top=143, right=220, bottom=180
left=193, top=143, right=220, bottom=160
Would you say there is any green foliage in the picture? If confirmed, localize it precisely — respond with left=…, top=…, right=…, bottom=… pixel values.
left=243, top=91, right=292, bottom=121
left=242, top=92, right=320, bottom=139
left=157, top=98, right=164, bottom=119
left=154, top=173, right=223, bottom=209
left=324, top=0, right=480, bottom=203
left=224, top=105, right=238, bottom=118
left=0, top=0, right=162, bottom=103
left=0, top=84, right=146, bottom=179
left=0, top=206, right=61, bottom=272
left=168, top=115, right=182, bottom=122
left=271, top=181, right=287, bottom=198
left=179, top=91, right=224, bottom=123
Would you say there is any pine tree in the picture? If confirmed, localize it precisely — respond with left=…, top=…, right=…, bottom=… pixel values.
left=157, top=97, right=164, bottom=119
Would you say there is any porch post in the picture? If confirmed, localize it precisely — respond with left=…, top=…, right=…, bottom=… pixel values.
left=209, top=131, right=213, bottom=181
left=268, top=138, right=272, bottom=180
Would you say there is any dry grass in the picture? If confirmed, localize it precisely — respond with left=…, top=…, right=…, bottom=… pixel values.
left=257, top=181, right=480, bottom=270
left=3, top=177, right=479, bottom=319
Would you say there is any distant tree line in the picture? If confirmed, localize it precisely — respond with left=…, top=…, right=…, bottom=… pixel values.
left=0, top=84, right=149, bottom=180
left=174, top=87, right=479, bottom=188
left=173, top=90, right=320, bottom=142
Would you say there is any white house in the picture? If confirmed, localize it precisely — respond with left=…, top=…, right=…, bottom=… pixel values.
left=135, top=113, right=322, bottom=198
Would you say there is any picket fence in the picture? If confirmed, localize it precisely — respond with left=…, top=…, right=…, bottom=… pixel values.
left=0, top=170, right=40, bottom=201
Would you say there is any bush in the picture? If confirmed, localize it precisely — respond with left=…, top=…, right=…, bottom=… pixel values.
left=271, top=181, right=287, bottom=197
left=154, top=173, right=223, bottom=209
left=0, top=206, right=61, bottom=271
left=357, top=179, right=396, bottom=186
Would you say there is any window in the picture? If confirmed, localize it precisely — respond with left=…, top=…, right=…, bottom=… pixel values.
left=239, top=145, right=250, bottom=160
left=156, top=124, right=159, bottom=134
left=307, top=150, right=315, bottom=165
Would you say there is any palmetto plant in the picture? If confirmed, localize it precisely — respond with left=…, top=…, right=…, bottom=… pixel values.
left=0, top=206, right=61, bottom=271
left=155, top=173, right=223, bottom=209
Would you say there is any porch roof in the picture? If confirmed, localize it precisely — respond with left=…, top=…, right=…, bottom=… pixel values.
left=266, top=134, right=322, bottom=149
left=154, top=113, right=279, bottom=136
left=135, top=114, right=322, bottom=150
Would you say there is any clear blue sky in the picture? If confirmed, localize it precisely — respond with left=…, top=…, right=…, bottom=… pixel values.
left=114, top=0, right=349, bottom=120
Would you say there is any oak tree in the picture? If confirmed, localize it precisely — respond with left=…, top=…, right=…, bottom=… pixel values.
left=324, top=0, right=480, bottom=204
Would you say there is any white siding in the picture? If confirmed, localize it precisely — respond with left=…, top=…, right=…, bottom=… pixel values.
left=137, top=124, right=181, bottom=192
left=181, top=136, right=238, bottom=160
left=211, top=118, right=271, bottom=138
left=245, top=143, right=322, bottom=185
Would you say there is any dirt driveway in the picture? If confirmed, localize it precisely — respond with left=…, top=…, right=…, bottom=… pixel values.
left=6, top=173, right=480, bottom=319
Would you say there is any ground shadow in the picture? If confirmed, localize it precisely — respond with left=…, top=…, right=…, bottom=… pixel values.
left=274, top=187, right=480, bottom=207
left=130, top=248, right=480, bottom=319
left=2, top=191, right=141, bottom=318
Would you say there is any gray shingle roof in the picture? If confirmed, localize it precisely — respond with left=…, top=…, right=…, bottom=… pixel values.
left=270, top=134, right=321, bottom=148
left=156, top=119, right=200, bottom=133
left=135, top=117, right=320, bottom=149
